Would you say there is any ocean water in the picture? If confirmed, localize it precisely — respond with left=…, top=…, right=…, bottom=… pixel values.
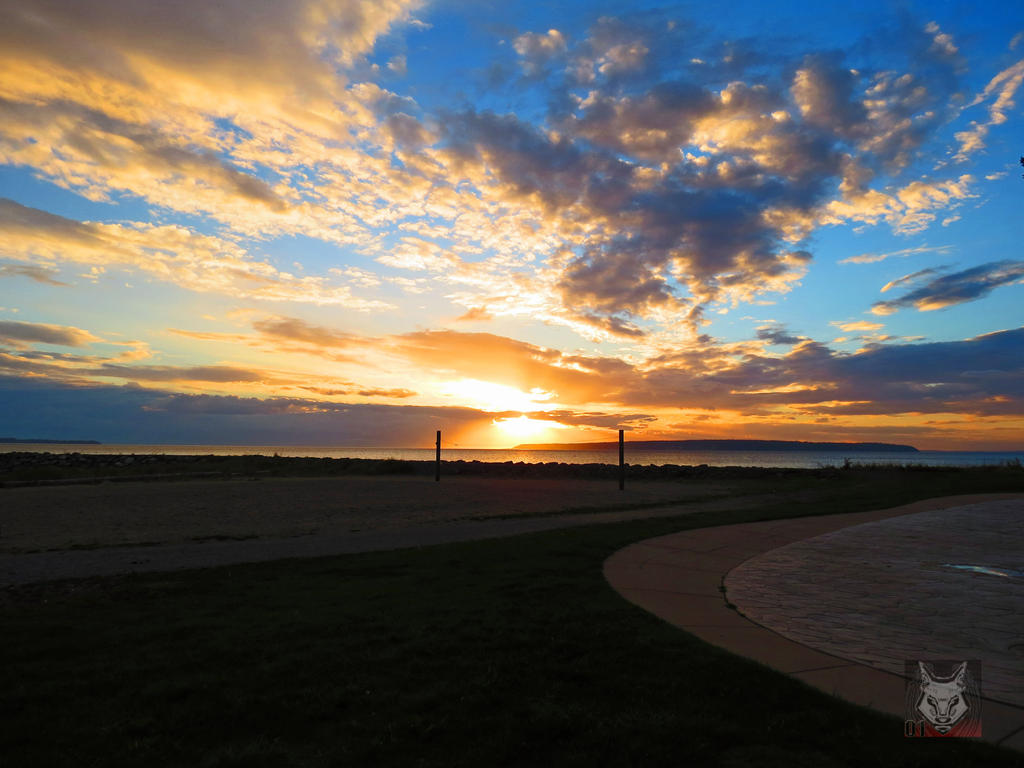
left=2, top=443, right=1022, bottom=469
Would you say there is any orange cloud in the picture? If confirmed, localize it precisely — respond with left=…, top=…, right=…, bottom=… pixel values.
left=0, top=199, right=391, bottom=308
left=0, top=320, right=101, bottom=347
left=830, top=320, right=885, bottom=332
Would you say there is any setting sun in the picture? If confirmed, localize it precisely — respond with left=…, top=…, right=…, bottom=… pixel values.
left=492, top=416, right=567, bottom=441
left=442, top=379, right=553, bottom=413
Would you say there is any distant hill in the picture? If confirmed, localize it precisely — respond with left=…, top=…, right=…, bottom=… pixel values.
left=514, top=439, right=919, bottom=452
left=0, top=437, right=101, bottom=445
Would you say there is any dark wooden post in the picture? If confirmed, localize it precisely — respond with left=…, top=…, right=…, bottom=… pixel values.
left=435, top=430, right=441, bottom=482
left=618, top=429, right=624, bottom=491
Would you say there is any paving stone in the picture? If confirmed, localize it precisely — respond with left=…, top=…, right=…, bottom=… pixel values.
left=604, top=493, right=1024, bottom=752
left=724, top=499, right=1024, bottom=708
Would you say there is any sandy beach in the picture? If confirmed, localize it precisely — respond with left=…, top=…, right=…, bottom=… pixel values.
left=0, top=474, right=742, bottom=554
left=0, top=474, right=785, bottom=589
left=6, top=470, right=1020, bottom=590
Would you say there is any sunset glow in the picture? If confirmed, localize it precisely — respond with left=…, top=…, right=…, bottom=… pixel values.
left=1, top=1, right=1022, bottom=449
left=441, top=380, right=554, bottom=415
left=492, top=416, right=568, bottom=442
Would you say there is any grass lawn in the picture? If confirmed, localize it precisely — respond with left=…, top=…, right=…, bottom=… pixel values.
left=2, top=466, right=1023, bottom=767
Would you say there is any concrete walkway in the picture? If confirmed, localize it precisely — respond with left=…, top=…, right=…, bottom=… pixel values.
left=603, top=493, right=1024, bottom=752
left=726, top=498, right=1024, bottom=708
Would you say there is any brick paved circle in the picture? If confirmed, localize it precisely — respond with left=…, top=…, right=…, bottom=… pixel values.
left=724, top=499, right=1024, bottom=708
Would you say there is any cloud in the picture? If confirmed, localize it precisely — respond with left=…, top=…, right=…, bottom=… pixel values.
left=300, top=385, right=417, bottom=399
left=0, top=6, right=1005, bottom=345
left=172, top=318, right=638, bottom=408
left=953, top=59, right=1024, bottom=162
left=4, top=309, right=1023, bottom=444
left=85, top=364, right=274, bottom=384
left=571, top=15, right=658, bottom=81
left=0, top=198, right=392, bottom=309
left=408, top=16, right=986, bottom=337
left=0, top=1, right=419, bottom=96
left=879, top=267, right=944, bottom=293
left=0, top=318, right=425, bottom=404
left=830, top=320, right=884, bottom=332
left=565, top=79, right=716, bottom=161
left=387, top=55, right=407, bottom=76
left=173, top=315, right=375, bottom=367
left=791, top=54, right=869, bottom=139
left=871, top=261, right=1024, bottom=314
left=378, top=323, right=1024, bottom=421
left=514, top=29, right=567, bottom=75
left=823, top=175, right=975, bottom=235
left=818, top=328, right=1024, bottom=415
left=756, top=326, right=802, bottom=345
left=390, top=329, right=624, bottom=403
left=251, top=316, right=358, bottom=348
left=602, top=324, right=1024, bottom=419
left=519, top=409, right=656, bottom=430
left=0, top=262, right=69, bottom=286
left=850, top=19, right=964, bottom=171
left=0, top=0, right=424, bottom=239
left=0, top=320, right=101, bottom=347
left=0, top=98, right=288, bottom=215
left=454, top=307, right=494, bottom=323
left=175, top=316, right=642, bottom=407
left=0, top=375, right=644, bottom=446
left=0, top=1, right=1017, bottom=400
left=171, top=318, right=640, bottom=409
left=434, top=91, right=825, bottom=333
left=839, top=244, right=952, bottom=265
left=0, top=375, right=484, bottom=444
left=0, top=327, right=284, bottom=388
left=660, top=327, right=1024, bottom=418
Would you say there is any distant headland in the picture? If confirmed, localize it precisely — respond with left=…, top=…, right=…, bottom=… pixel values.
left=514, top=439, right=919, bottom=452
left=0, top=437, right=101, bottom=445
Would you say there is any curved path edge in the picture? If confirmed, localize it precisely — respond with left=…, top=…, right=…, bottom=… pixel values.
left=602, top=493, right=1024, bottom=752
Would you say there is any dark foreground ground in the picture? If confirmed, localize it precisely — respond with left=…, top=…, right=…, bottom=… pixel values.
left=1, top=461, right=1023, bottom=766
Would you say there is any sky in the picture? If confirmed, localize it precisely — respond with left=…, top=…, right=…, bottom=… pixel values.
left=1, top=0, right=1022, bottom=450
